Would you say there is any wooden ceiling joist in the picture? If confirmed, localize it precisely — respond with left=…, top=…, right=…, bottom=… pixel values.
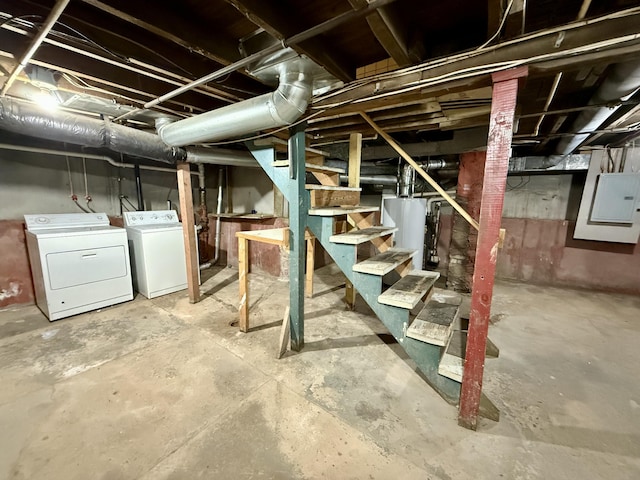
left=225, top=0, right=356, bottom=82
left=348, top=0, right=414, bottom=67
left=314, top=10, right=640, bottom=110
left=79, top=0, right=243, bottom=66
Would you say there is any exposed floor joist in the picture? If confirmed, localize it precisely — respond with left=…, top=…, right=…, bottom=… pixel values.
left=313, top=9, right=640, bottom=112
left=225, top=0, right=356, bottom=82
left=348, top=0, right=415, bottom=67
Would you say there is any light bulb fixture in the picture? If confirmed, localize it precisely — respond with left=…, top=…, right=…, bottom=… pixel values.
left=33, top=87, right=60, bottom=110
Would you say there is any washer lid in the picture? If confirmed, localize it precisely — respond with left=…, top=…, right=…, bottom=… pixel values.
left=24, top=212, right=109, bottom=231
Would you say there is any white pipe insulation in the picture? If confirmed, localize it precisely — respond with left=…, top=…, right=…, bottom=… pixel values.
left=555, top=60, right=640, bottom=155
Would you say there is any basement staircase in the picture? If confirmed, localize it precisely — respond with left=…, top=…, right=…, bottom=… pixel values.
left=248, top=140, right=498, bottom=413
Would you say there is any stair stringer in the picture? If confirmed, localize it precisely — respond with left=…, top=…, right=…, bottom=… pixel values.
left=247, top=145, right=310, bottom=206
left=247, top=146, right=461, bottom=405
left=308, top=215, right=461, bottom=405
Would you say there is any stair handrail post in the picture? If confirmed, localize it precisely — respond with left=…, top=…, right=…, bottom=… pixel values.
left=288, top=122, right=309, bottom=351
left=458, top=66, right=528, bottom=430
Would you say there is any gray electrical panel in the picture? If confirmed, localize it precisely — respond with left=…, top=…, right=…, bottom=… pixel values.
left=590, top=173, right=640, bottom=224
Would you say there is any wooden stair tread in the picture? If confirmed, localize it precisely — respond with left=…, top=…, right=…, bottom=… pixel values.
left=407, top=301, right=459, bottom=346
left=438, top=330, right=467, bottom=383
left=305, top=184, right=361, bottom=191
left=430, top=289, right=464, bottom=307
left=353, top=247, right=416, bottom=275
left=272, top=160, right=344, bottom=174
left=378, top=270, right=440, bottom=309
left=308, top=206, right=379, bottom=216
left=330, top=226, right=397, bottom=245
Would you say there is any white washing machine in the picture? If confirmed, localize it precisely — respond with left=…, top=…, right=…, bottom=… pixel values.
left=24, top=213, right=134, bottom=321
left=124, top=210, right=197, bottom=299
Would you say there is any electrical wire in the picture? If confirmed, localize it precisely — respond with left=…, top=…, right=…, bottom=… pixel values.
left=73, top=199, right=90, bottom=213
left=477, top=0, right=515, bottom=50
left=312, top=5, right=640, bottom=107
left=0, top=14, right=42, bottom=29
left=506, top=176, right=531, bottom=190
left=120, top=195, right=138, bottom=212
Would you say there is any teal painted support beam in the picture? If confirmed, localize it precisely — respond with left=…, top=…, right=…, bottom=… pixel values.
left=308, top=216, right=407, bottom=331
left=249, top=147, right=460, bottom=403
left=288, top=124, right=308, bottom=351
left=404, top=337, right=461, bottom=404
left=245, top=145, right=292, bottom=199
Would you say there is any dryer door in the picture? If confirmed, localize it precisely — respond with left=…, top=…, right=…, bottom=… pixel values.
left=46, top=245, right=129, bottom=289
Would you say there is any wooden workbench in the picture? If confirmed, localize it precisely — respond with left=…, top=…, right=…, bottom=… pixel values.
left=235, top=227, right=315, bottom=332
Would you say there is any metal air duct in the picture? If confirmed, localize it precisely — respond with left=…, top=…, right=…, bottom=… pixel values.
left=0, top=97, right=184, bottom=163
left=555, top=61, right=640, bottom=155
left=0, top=96, right=261, bottom=167
left=186, top=147, right=258, bottom=167
left=158, top=68, right=313, bottom=147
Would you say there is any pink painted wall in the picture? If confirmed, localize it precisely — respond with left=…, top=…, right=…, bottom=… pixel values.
left=497, top=218, right=640, bottom=294
left=438, top=214, right=640, bottom=295
left=0, top=220, right=35, bottom=308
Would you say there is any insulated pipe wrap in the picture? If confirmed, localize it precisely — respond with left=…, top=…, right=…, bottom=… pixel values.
left=555, top=60, right=640, bottom=155
left=0, top=97, right=184, bottom=163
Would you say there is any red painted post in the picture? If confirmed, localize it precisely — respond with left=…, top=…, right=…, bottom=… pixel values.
left=458, top=66, right=528, bottom=430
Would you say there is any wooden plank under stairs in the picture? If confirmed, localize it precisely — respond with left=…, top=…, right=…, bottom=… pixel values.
left=378, top=270, right=440, bottom=309
left=353, top=247, right=415, bottom=276
left=275, top=161, right=345, bottom=187
left=273, top=161, right=345, bottom=174
left=308, top=205, right=379, bottom=216
left=330, top=226, right=397, bottom=245
left=306, top=185, right=361, bottom=207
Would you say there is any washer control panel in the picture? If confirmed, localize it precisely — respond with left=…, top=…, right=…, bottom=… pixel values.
left=123, top=210, right=180, bottom=226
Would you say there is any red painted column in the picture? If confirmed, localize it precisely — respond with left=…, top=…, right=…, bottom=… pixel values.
left=458, top=66, right=528, bottom=430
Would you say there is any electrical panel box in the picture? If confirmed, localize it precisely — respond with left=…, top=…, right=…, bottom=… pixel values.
left=590, top=173, right=640, bottom=224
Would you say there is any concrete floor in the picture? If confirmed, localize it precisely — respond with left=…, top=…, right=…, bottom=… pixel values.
left=1, top=265, right=639, bottom=479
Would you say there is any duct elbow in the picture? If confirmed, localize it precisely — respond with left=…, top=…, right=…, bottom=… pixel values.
left=269, top=71, right=313, bottom=124
left=158, top=68, right=313, bottom=147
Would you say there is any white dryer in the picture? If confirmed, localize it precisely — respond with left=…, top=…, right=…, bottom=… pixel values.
left=124, top=210, right=197, bottom=299
left=24, top=213, right=134, bottom=321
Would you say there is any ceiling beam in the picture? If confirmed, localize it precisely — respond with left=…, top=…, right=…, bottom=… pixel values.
left=0, top=31, right=226, bottom=113
left=487, top=0, right=506, bottom=40
left=78, top=0, right=243, bottom=67
left=348, top=0, right=414, bottom=67
left=0, top=52, right=205, bottom=117
left=314, top=10, right=640, bottom=109
left=360, top=127, right=490, bottom=159
left=225, top=0, right=356, bottom=82
left=0, top=0, right=266, bottom=101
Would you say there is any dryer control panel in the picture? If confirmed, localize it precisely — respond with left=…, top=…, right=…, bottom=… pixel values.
left=25, top=213, right=109, bottom=231
left=124, top=210, right=180, bottom=226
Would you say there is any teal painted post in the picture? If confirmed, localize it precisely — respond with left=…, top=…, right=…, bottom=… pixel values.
left=288, top=124, right=308, bottom=351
